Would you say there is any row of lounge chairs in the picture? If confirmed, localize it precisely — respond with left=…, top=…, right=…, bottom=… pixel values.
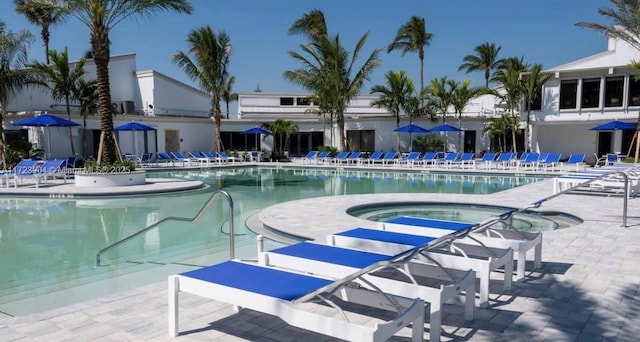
left=124, top=151, right=246, bottom=167
left=553, top=163, right=640, bottom=197
left=169, top=206, right=544, bottom=341
left=294, top=150, right=586, bottom=172
left=0, top=159, right=68, bottom=188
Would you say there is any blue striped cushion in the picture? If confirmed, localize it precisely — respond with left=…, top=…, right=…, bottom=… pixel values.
left=387, top=216, right=472, bottom=232
left=336, top=227, right=435, bottom=247
left=271, top=242, right=391, bottom=268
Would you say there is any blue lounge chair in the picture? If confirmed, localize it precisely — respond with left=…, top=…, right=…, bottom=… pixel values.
left=293, top=150, right=318, bottom=164
left=171, top=151, right=198, bottom=166
left=330, top=221, right=514, bottom=308
left=330, top=151, right=350, bottom=164
left=395, top=151, right=421, bottom=167
left=13, top=159, right=66, bottom=188
left=0, top=159, right=42, bottom=188
left=259, top=240, right=475, bottom=342
left=449, top=152, right=474, bottom=168
left=216, top=151, right=238, bottom=163
left=538, top=153, right=561, bottom=171
left=379, top=215, right=542, bottom=283
left=373, top=151, right=397, bottom=166
left=493, top=152, right=516, bottom=170
left=472, top=152, right=496, bottom=169
left=156, top=152, right=174, bottom=165
left=416, top=151, right=438, bottom=168
left=563, top=153, right=586, bottom=172
left=169, top=260, right=426, bottom=341
left=346, top=151, right=363, bottom=165
left=199, top=151, right=220, bottom=164
left=364, top=151, right=384, bottom=165
left=514, top=153, right=540, bottom=170
left=436, top=152, right=459, bottom=168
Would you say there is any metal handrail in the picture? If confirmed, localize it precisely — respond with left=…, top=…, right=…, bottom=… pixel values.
left=96, top=190, right=235, bottom=266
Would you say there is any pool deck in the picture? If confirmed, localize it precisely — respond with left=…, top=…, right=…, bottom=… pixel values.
left=1, top=163, right=640, bottom=341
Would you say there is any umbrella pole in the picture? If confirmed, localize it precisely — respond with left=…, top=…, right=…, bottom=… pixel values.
left=46, top=127, right=52, bottom=159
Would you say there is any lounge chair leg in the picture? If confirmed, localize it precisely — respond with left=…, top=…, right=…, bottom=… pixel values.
left=478, top=265, right=490, bottom=308
left=464, top=285, right=475, bottom=321
left=534, top=241, right=542, bottom=269
left=429, top=298, right=441, bottom=342
left=504, top=251, right=513, bottom=290
left=168, top=276, right=179, bottom=337
left=516, top=249, right=527, bottom=282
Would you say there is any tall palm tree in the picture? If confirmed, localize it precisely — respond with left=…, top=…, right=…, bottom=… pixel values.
left=288, top=8, right=327, bottom=42
left=521, top=64, right=552, bottom=152
left=62, top=0, right=193, bottom=164
left=371, top=70, right=415, bottom=151
left=424, top=76, right=451, bottom=123
left=284, top=10, right=381, bottom=150
left=448, top=79, right=485, bottom=151
left=29, top=47, right=87, bottom=155
left=387, top=16, right=433, bottom=92
left=484, top=115, right=511, bottom=152
left=173, top=25, right=230, bottom=152
left=14, top=0, right=68, bottom=64
left=457, top=42, right=503, bottom=89
left=576, top=0, right=640, bottom=162
left=492, top=56, right=528, bottom=152
left=221, top=75, right=237, bottom=119
left=75, top=77, right=97, bottom=156
left=0, top=21, right=34, bottom=164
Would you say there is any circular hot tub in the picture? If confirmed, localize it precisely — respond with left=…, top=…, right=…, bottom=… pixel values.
left=348, top=202, right=582, bottom=232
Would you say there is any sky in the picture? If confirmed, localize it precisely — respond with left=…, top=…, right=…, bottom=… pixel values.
left=0, top=0, right=615, bottom=96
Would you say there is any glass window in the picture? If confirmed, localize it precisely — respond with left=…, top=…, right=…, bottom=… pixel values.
left=604, top=76, right=624, bottom=107
left=628, top=77, right=640, bottom=107
left=581, top=78, right=600, bottom=109
left=280, top=97, right=294, bottom=106
left=559, top=80, right=578, bottom=109
left=296, top=97, right=311, bottom=106
left=526, top=88, right=542, bottom=111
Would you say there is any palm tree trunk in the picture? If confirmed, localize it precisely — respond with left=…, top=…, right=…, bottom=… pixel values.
left=0, top=111, right=6, bottom=164
left=525, top=108, right=532, bottom=152
left=212, top=101, right=222, bottom=152
left=337, top=113, right=346, bottom=150
left=93, top=26, right=117, bottom=164
left=419, top=49, right=424, bottom=93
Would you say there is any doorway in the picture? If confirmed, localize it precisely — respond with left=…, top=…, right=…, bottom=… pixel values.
left=597, top=131, right=613, bottom=156
left=463, top=130, right=476, bottom=153
left=165, top=130, right=180, bottom=153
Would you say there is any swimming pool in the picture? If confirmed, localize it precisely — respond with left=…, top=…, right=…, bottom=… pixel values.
left=0, top=167, right=545, bottom=316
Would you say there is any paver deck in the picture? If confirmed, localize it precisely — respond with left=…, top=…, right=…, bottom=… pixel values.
left=1, top=163, right=639, bottom=341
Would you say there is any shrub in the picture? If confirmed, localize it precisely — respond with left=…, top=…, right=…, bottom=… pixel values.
left=412, top=135, right=445, bottom=152
left=318, top=145, right=339, bottom=157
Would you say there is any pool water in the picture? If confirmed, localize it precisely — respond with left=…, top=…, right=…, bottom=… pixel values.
left=349, top=202, right=582, bottom=232
left=0, top=167, right=545, bottom=316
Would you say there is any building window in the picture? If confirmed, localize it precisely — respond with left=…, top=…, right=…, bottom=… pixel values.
left=605, top=76, right=624, bottom=107
left=628, top=77, right=640, bottom=107
left=280, top=97, right=294, bottom=106
left=526, top=88, right=542, bottom=111
left=296, top=97, right=311, bottom=106
left=559, top=80, right=578, bottom=109
left=347, top=130, right=375, bottom=152
left=581, top=78, right=600, bottom=109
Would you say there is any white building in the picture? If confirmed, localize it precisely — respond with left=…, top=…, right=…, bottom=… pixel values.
left=531, top=33, right=640, bottom=162
left=5, top=53, right=215, bottom=159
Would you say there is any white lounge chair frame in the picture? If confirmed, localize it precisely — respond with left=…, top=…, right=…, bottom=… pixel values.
left=259, top=238, right=475, bottom=342
left=169, top=259, right=425, bottom=341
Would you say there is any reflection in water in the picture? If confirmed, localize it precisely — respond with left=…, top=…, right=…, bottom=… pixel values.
left=0, top=167, right=544, bottom=315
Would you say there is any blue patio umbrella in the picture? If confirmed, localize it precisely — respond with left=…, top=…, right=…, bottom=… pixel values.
left=114, top=121, right=156, bottom=156
left=242, top=126, right=272, bottom=150
left=429, top=123, right=463, bottom=132
left=393, top=124, right=430, bottom=133
left=589, top=120, right=637, bottom=131
left=12, top=113, right=80, bottom=159
left=394, top=124, right=430, bottom=152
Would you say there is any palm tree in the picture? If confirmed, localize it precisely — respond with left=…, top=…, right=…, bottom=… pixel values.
left=62, top=0, right=193, bottom=164
left=14, top=0, right=67, bottom=64
left=29, top=47, right=87, bottom=155
left=492, top=56, right=528, bottom=152
left=264, top=119, right=298, bottom=159
left=521, top=64, right=552, bottom=151
left=424, top=76, right=452, bottom=123
left=387, top=16, right=433, bottom=92
left=284, top=10, right=381, bottom=150
left=371, top=70, right=415, bottom=151
left=221, top=75, right=237, bottom=119
left=0, top=21, right=34, bottom=164
left=75, top=77, right=97, bottom=156
left=173, top=25, right=230, bottom=152
left=288, top=8, right=327, bottom=42
left=458, top=42, right=503, bottom=89
left=448, top=79, right=485, bottom=151
left=484, top=115, right=511, bottom=152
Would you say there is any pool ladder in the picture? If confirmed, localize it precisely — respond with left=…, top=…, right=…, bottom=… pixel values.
left=95, top=190, right=235, bottom=267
